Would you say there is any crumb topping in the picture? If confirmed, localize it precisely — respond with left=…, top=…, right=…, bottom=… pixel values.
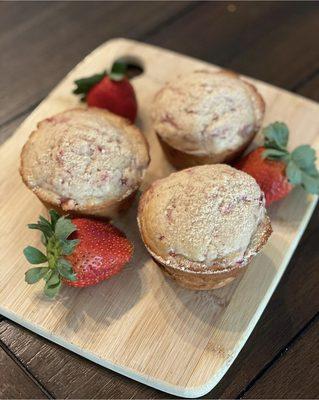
left=138, top=164, right=266, bottom=270
left=152, top=71, right=264, bottom=155
left=21, top=108, right=149, bottom=209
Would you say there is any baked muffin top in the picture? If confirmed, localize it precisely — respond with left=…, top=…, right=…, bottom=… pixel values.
left=20, top=108, right=149, bottom=210
left=138, top=164, right=268, bottom=272
left=152, top=70, right=264, bottom=156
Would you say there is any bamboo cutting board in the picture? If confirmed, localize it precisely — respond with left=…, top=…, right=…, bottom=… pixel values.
left=0, top=39, right=318, bottom=398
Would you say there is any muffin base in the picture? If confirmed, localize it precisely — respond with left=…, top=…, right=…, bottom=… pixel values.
left=153, top=257, right=246, bottom=290
left=39, top=190, right=137, bottom=220
left=140, top=215, right=272, bottom=291
left=157, top=134, right=256, bottom=170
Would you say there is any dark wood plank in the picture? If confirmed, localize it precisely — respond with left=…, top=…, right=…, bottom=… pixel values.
left=2, top=3, right=319, bottom=129
left=295, top=72, right=319, bottom=102
left=0, top=320, right=173, bottom=399
left=146, top=2, right=319, bottom=89
left=0, top=1, right=194, bottom=125
left=1, top=4, right=318, bottom=399
left=242, top=316, right=319, bottom=399
left=0, top=114, right=26, bottom=145
left=0, top=340, right=47, bottom=399
left=208, top=204, right=319, bottom=398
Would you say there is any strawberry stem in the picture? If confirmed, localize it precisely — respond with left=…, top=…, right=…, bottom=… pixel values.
left=24, top=211, right=79, bottom=298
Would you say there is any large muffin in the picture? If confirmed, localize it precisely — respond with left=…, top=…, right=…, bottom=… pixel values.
left=138, top=164, right=272, bottom=290
left=152, top=70, right=265, bottom=169
left=20, top=107, right=150, bottom=218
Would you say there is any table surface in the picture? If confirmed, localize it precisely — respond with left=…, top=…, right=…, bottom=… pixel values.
left=0, top=2, right=318, bottom=399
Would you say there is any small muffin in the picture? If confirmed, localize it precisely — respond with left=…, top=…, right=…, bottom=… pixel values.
left=152, top=70, right=265, bottom=169
left=20, top=108, right=150, bottom=218
left=138, top=164, right=272, bottom=290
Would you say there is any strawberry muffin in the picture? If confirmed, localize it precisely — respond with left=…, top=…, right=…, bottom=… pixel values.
left=152, top=70, right=265, bottom=169
left=20, top=108, right=150, bottom=218
left=138, top=164, right=272, bottom=290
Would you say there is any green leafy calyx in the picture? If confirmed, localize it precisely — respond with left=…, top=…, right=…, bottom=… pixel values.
left=24, top=210, right=79, bottom=298
left=262, top=122, right=319, bottom=194
left=73, top=61, right=127, bottom=100
left=73, top=71, right=107, bottom=101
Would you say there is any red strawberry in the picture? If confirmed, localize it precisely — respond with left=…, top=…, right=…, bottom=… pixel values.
left=73, top=62, right=137, bottom=123
left=64, top=218, right=133, bottom=288
left=235, top=122, right=319, bottom=206
left=23, top=211, right=133, bottom=297
left=236, top=147, right=293, bottom=206
left=86, top=77, right=137, bottom=123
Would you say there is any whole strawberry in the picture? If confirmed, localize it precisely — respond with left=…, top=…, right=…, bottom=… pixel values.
left=236, top=122, right=319, bottom=206
left=65, top=218, right=133, bottom=288
left=73, top=61, right=137, bottom=123
left=23, top=211, right=133, bottom=297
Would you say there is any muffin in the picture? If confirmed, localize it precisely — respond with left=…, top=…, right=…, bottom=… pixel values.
left=138, top=164, right=272, bottom=290
left=20, top=107, right=150, bottom=218
left=152, top=70, right=265, bottom=169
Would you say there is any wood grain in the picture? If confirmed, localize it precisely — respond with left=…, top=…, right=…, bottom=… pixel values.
left=0, top=1, right=194, bottom=125
left=242, top=317, right=319, bottom=399
left=209, top=204, right=319, bottom=398
left=296, top=72, right=319, bottom=102
left=0, top=340, right=46, bottom=399
left=1, top=205, right=317, bottom=399
left=1, top=4, right=319, bottom=395
left=0, top=320, right=172, bottom=399
left=2, top=2, right=319, bottom=130
left=0, top=39, right=318, bottom=397
left=1, top=4, right=318, bottom=398
left=0, top=115, right=26, bottom=146
left=146, top=2, right=319, bottom=88
left=0, top=5, right=318, bottom=393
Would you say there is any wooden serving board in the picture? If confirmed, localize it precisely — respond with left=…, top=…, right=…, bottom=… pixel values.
left=0, top=39, right=318, bottom=398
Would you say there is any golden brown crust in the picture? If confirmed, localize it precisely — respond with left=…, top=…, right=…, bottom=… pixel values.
left=20, top=107, right=150, bottom=218
left=212, top=70, right=265, bottom=121
left=139, top=214, right=272, bottom=290
left=153, top=257, right=246, bottom=290
left=137, top=165, right=272, bottom=290
left=153, top=69, right=265, bottom=169
left=157, top=133, right=255, bottom=170
left=39, top=190, right=137, bottom=219
left=243, top=80, right=266, bottom=128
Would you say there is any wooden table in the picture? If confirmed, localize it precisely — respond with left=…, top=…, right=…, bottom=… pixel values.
left=0, top=2, right=318, bottom=398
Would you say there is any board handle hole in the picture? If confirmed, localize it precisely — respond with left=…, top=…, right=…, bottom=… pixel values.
left=113, top=56, right=144, bottom=80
